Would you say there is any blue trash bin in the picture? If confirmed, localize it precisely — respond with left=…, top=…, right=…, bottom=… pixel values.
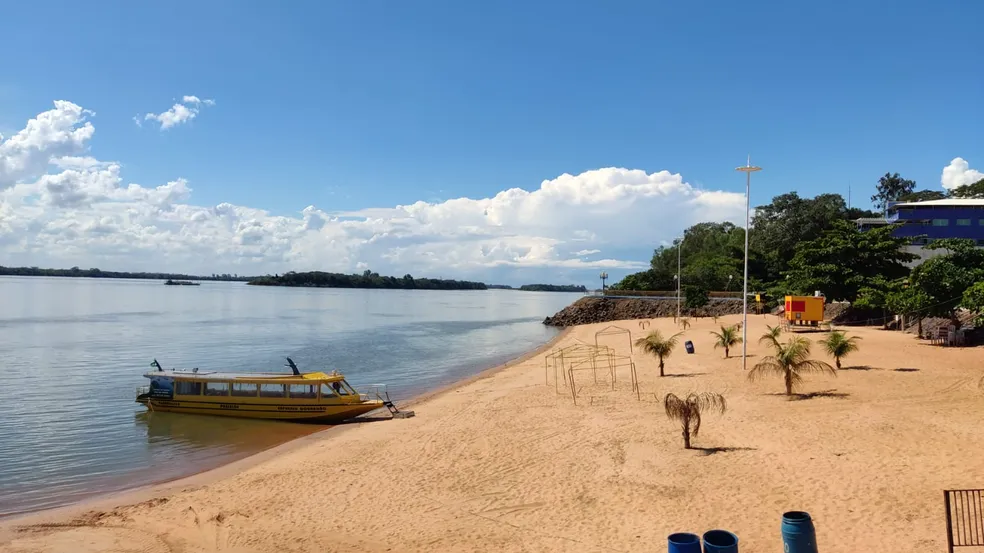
left=702, top=529, right=738, bottom=553
left=685, top=340, right=695, bottom=354
left=781, top=511, right=818, bottom=553
left=667, top=532, right=701, bottom=553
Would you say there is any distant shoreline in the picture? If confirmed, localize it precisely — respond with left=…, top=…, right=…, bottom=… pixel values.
left=0, top=267, right=252, bottom=282
left=0, top=268, right=591, bottom=292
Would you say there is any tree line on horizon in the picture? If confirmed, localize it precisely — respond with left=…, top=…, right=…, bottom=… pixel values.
left=0, top=265, right=591, bottom=293
left=0, top=265, right=252, bottom=281
left=612, top=172, right=984, bottom=324
left=247, top=270, right=489, bottom=290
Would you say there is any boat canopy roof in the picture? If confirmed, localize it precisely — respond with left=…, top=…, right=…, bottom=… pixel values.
left=145, top=370, right=347, bottom=383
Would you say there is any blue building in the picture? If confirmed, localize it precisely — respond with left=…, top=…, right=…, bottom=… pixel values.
left=856, top=199, right=984, bottom=265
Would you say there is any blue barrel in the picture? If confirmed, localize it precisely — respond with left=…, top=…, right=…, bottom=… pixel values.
left=685, top=340, right=695, bottom=354
left=667, top=532, right=701, bottom=553
left=702, top=529, right=738, bottom=553
left=781, top=511, right=817, bottom=553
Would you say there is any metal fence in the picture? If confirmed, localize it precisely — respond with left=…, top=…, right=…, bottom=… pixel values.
left=945, top=489, right=984, bottom=552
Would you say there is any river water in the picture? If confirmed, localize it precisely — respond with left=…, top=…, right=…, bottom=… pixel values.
left=0, top=276, right=578, bottom=516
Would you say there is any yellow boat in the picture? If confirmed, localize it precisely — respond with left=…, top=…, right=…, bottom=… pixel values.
left=136, top=357, right=406, bottom=423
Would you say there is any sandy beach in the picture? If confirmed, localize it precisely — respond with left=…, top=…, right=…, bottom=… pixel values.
left=2, top=313, right=982, bottom=553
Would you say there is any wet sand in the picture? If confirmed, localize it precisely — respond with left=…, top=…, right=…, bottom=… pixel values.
left=2, top=314, right=982, bottom=552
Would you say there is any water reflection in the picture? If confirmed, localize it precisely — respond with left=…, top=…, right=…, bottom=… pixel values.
left=135, top=411, right=325, bottom=454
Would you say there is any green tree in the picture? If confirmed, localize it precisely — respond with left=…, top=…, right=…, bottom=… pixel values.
left=871, top=172, right=916, bottom=211
left=886, top=286, right=932, bottom=335
left=662, top=392, right=727, bottom=449
left=948, top=178, right=984, bottom=199
left=748, top=336, right=837, bottom=396
left=710, top=325, right=742, bottom=358
left=750, top=192, right=852, bottom=283
left=910, top=239, right=984, bottom=318
left=818, top=331, right=861, bottom=369
left=611, top=270, right=662, bottom=291
left=898, top=190, right=946, bottom=202
left=634, top=330, right=683, bottom=377
left=785, top=220, right=916, bottom=302
left=960, top=281, right=984, bottom=326
left=684, top=285, right=710, bottom=310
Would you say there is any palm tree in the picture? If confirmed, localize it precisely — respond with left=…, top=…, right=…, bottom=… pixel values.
left=748, top=336, right=837, bottom=395
left=662, top=392, right=727, bottom=449
left=634, top=330, right=682, bottom=377
left=710, top=325, right=742, bottom=358
left=679, top=318, right=691, bottom=330
left=819, top=330, right=861, bottom=369
left=759, top=324, right=782, bottom=352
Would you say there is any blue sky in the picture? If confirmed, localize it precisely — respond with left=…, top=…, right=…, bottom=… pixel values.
left=0, top=0, right=982, bottom=283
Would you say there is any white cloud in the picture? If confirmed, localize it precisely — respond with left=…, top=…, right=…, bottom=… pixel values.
left=0, top=101, right=95, bottom=189
left=142, top=95, right=215, bottom=130
left=1, top=100, right=751, bottom=283
left=941, top=157, right=984, bottom=190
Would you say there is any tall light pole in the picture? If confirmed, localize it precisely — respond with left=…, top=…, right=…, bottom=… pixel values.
left=599, top=271, right=608, bottom=293
left=736, top=156, right=761, bottom=371
left=675, top=235, right=684, bottom=320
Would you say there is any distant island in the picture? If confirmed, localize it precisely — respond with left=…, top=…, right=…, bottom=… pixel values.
left=0, top=265, right=252, bottom=282
left=486, top=284, right=514, bottom=290
left=518, top=284, right=588, bottom=292
left=247, top=270, right=488, bottom=290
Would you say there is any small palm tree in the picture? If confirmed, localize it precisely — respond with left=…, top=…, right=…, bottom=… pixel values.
left=679, top=318, right=691, bottom=330
left=748, top=336, right=836, bottom=395
left=634, top=330, right=682, bottom=377
left=759, top=324, right=782, bottom=352
left=710, top=325, right=742, bottom=358
left=819, top=330, right=861, bottom=369
left=662, top=392, right=727, bottom=449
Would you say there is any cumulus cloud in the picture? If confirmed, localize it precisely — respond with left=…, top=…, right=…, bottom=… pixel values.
left=141, top=95, right=215, bottom=130
left=0, top=101, right=94, bottom=189
left=941, top=157, right=984, bottom=190
left=1, top=101, right=750, bottom=283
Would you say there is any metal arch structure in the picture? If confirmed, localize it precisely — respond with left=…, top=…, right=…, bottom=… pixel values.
left=594, top=325, right=633, bottom=355
left=543, top=343, right=640, bottom=404
left=566, top=353, right=639, bottom=406
left=544, top=343, right=613, bottom=393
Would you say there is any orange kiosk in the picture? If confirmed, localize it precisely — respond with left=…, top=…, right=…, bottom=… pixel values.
left=784, top=294, right=825, bottom=327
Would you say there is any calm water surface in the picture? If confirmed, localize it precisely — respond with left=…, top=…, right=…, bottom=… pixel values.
left=0, top=277, right=578, bottom=516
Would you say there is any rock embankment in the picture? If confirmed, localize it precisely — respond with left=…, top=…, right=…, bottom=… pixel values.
left=542, top=297, right=745, bottom=327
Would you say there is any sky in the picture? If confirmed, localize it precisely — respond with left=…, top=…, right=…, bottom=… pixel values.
left=0, top=0, right=981, bottom=285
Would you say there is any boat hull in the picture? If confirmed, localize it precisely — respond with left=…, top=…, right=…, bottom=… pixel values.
left=136, top=397, right=385, bottom=423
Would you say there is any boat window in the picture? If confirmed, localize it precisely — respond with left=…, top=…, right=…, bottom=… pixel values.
left=320, top=384, right=338, bottom=399
left=231, top=383, right=258, bottom=397
left=205, top=382, right=230, bottom=396
left=288, top=384, right=317, bottom=399
left=339, top=380, right=357, bottom=395
left=175, top=381, right=202, bottom=396
left=328, top=380, right=350, bottom=396
left=259, top=384, right=286, bottom=398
